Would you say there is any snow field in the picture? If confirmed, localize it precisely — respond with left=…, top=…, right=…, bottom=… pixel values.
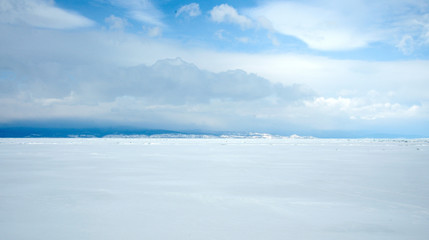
left=0, top=138, right=428, bottom=240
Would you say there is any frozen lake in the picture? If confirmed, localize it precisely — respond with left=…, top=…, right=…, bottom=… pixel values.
left=0, top=138, right=428, bottom=240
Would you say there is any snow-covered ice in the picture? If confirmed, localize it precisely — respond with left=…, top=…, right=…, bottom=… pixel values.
left=0, top=138, right=428, bottom=240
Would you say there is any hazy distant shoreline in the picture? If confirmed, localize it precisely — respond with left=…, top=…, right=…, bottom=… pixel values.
left=1, top=127, right=426, bottom=139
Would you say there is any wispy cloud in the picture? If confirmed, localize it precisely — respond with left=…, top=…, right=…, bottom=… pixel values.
left=392, top=9, right=429, bottom=54
left=247, top=1, right=378, bottom=51
left=0, top=0, right=94, bottom=29
left=146, top=26, right=162, bottom=37
left=108, top=0, right=164, bottom=26
left=210, top=4, right=252, bottom=29
left=246, top=0, right=429, bottom=52
left=176, top=3, right=201, bottom=18
left=105, top=15, right=129, bottom=31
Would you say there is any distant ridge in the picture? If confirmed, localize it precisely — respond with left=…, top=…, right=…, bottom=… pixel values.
left=0, top=127, right=180, bottom=138
left=0, top=127, right=315, bottom=139
left=103, top=132, right=301, bottom=139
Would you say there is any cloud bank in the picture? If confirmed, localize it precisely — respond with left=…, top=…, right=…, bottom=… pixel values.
left=0, top=55, right=313, bottom=131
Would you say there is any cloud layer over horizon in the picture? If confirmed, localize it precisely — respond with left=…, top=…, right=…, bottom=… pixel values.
left=1, top=0, right=428, bottom=136
left=0, top=56, right=315, bottom=131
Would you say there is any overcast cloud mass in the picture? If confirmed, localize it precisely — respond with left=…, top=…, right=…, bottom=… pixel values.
left=1, top=0, right=429, bottom=137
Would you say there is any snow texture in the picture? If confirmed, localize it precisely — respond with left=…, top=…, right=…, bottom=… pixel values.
left=0, top=138, right=428, bottom=240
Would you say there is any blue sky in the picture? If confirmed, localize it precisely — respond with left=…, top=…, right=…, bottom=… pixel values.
left=1, top=0, right=429, bottom=137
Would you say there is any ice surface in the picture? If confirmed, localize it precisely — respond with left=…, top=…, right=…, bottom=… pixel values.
left=0, top=138, right=428, bottom=240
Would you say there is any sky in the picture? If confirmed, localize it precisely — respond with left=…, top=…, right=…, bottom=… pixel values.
left=0, top=0, right=429, bottom=137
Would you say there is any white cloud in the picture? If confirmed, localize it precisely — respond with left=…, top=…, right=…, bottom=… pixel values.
left=109, top=0, right=164, bottom=26
left=0, top=0, right=94, bottom=29
left=176, top=3, right=201, bottom=17
left=210, top=4, right=252, bottom=29
left=105, top=15, right=129, bottom=31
